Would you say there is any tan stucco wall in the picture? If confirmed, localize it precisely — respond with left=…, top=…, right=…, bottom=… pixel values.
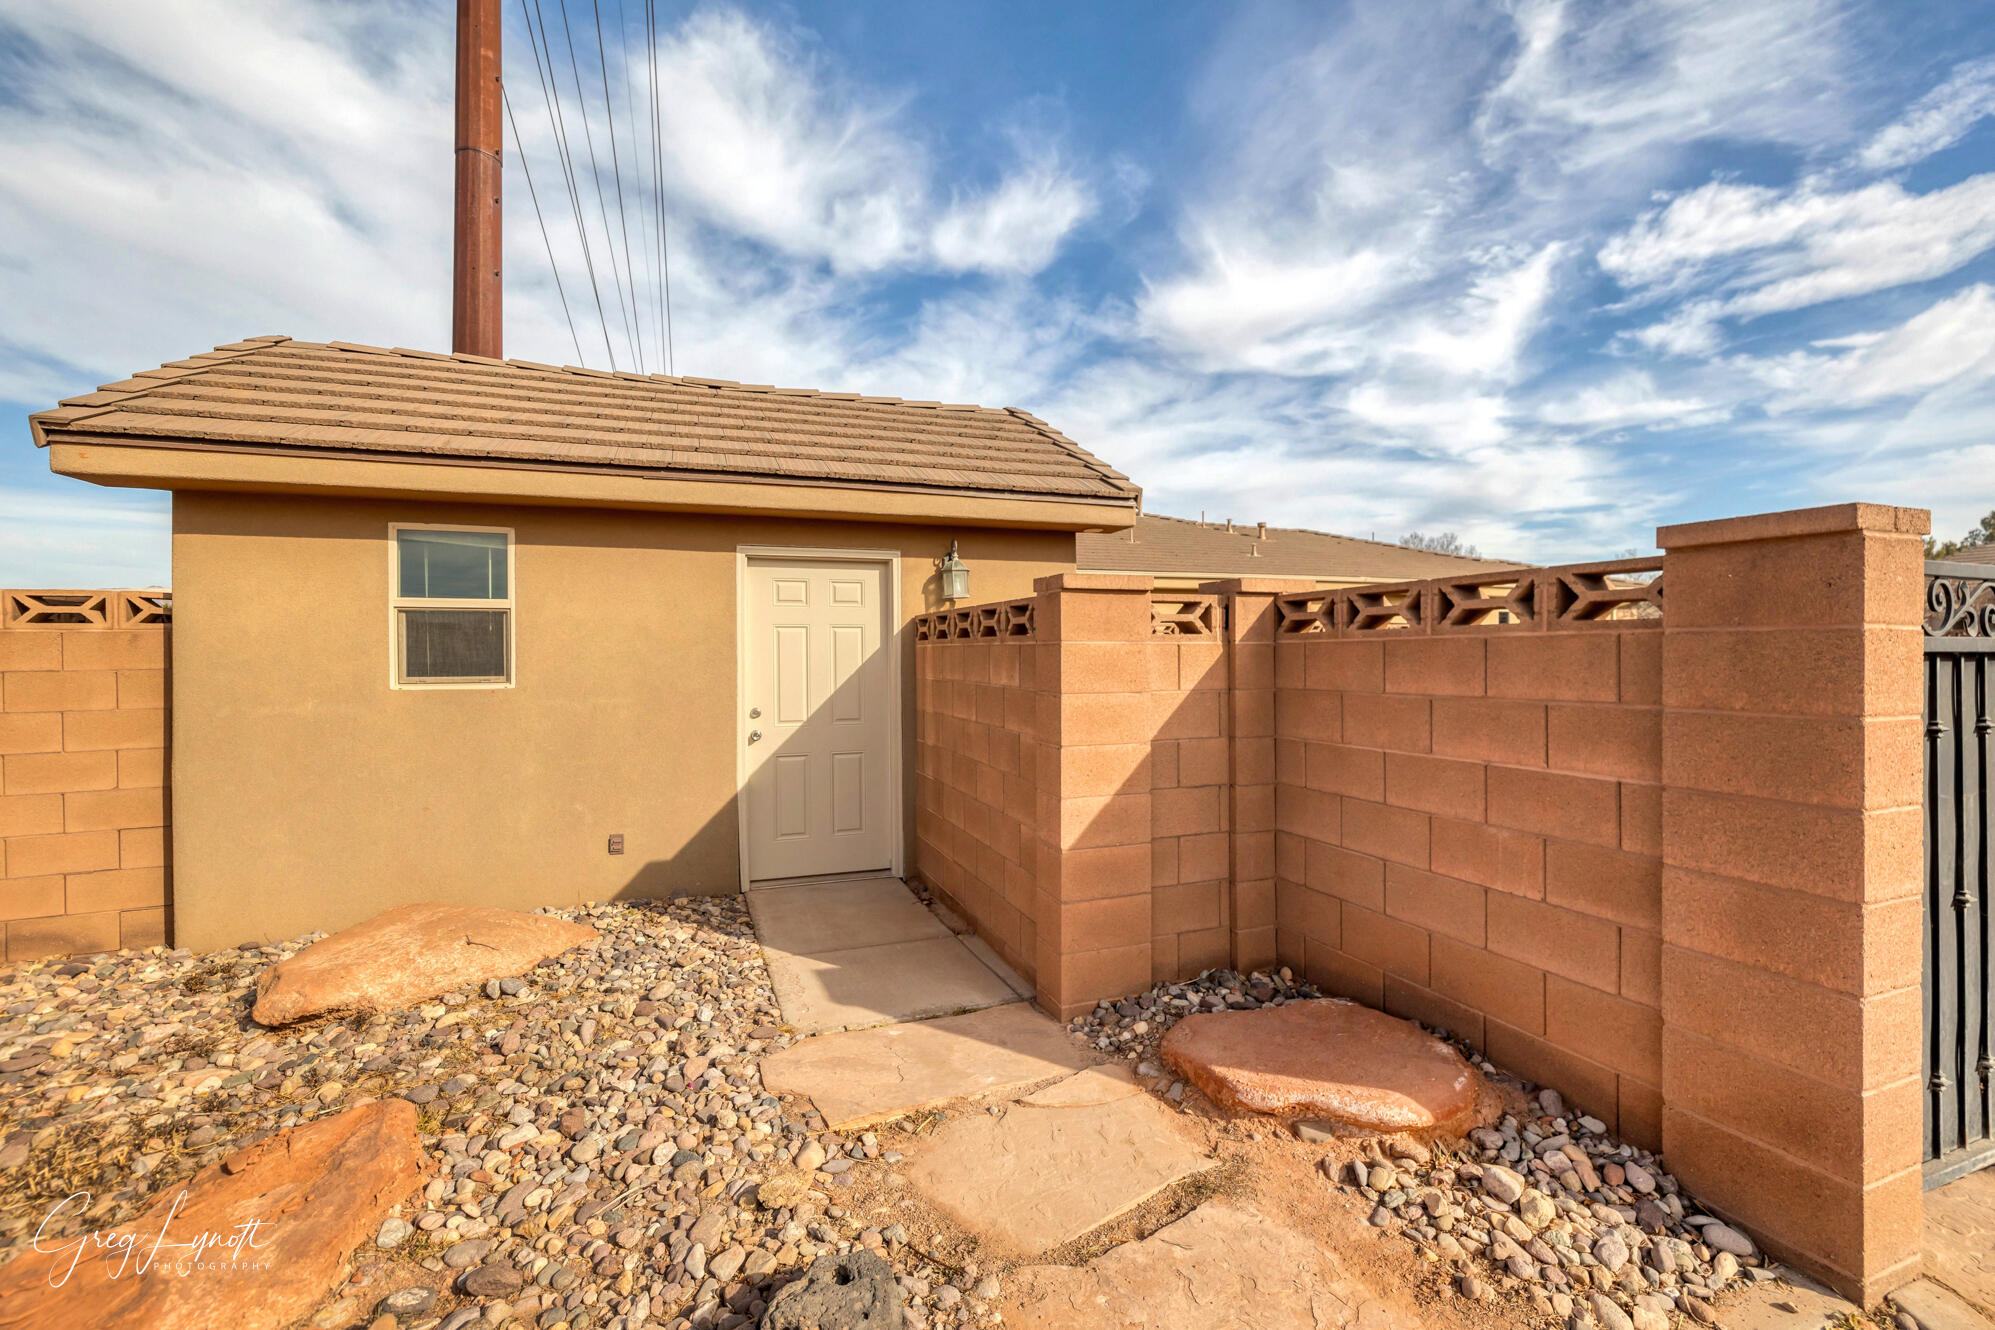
left=170, top=491, right=1076, bottom=951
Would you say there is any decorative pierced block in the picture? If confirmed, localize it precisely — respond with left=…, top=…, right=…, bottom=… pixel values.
left=1340, top=583, right=1427, bottom=632
left=1151, top=595, right=1219, bottom=637
left=2, top=589, right=161, bottom=629
left=118, top=591, right=172, bottom=625
left=1275, top=593, right=1333, bottom=635
left=913, top=597, right=1035, bottom=642
left=1430, top=575, right=1536, bottom=629
left=1542, top=559, right=1663, bottom=624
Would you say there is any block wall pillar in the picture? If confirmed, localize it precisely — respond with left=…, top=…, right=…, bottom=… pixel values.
left=1656, top=503, right=1929, bottom=1304
left=1205, top=579, right=1314, bottom=975
left=1031, top=574, right=1157, bottom=1019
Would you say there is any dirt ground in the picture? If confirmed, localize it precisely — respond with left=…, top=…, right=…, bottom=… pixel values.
left=804, top=1035, right=1898, bottom=1330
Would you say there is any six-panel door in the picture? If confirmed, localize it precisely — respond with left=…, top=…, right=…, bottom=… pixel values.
left=742, top=557, right=893, bottom=880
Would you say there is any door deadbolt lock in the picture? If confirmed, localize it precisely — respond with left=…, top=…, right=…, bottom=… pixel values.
left=749, top=707, right=761, bottom=718
left=748, top=729, right=763, bottom=744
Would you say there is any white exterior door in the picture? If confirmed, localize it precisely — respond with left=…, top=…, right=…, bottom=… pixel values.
left=742, top=556, right=894, bottom=881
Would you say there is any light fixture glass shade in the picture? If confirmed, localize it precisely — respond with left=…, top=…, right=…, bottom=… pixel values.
left=940, top=540, right=970, bottom=601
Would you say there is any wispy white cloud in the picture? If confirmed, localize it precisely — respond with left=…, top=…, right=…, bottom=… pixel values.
left=1528, top=371, right=1728, bottom=429
left=643, top=10, right=1092, bottom=276
left=1600, top=174, right=1995, bottom=320
left=1477, top=0, right=1852, bottom=174
left=1731, top=283, right=1995, bottom=408
left=1857, top=55, right=1995, bottom=171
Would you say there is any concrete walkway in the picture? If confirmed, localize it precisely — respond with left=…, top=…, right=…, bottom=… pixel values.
left=746, top=875, right=1031, bottom=1035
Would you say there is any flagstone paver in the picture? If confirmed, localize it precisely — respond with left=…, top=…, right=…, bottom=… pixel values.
left=760, top=1002, right=1091, bottom=1130
left=1016, top=1063, right=1142, bottom=1109
left=903, top=1089, right=1216, bottom=1257
left=1000, top=1199, right=1398, bottom=1330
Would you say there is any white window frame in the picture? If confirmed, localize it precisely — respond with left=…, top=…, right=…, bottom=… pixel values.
left=389, top=522, right=517, bottom=690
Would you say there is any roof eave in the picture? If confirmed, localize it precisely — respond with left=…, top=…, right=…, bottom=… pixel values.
left=43, top=437, right=1140, bottom=533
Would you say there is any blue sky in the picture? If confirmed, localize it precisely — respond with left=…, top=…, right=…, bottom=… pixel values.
left=4, top=0, right=1994, bottom=584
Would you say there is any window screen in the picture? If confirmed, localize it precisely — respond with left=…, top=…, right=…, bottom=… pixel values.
left=401, top=609, right=508, bottom=681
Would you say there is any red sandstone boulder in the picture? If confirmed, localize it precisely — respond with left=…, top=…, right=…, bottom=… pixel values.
left=252, top=902, right=597, bottom=1026
left=1160, top=998, right=1484, bottom=1133
left=0, top=1099, right=425, bottom=1330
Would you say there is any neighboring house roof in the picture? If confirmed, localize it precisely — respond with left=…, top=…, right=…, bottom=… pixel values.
left=1936, top=543, right=1995, bottom=565
left=30, top=336, right=1138, bottom=507
left=1078, top=512, right=1523, bottom=582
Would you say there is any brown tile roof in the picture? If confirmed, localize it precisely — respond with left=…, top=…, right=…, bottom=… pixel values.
left=29, top=337, right=1139, bottom=506
left=1078, top=512, right=1525, bottom=582
left=1936, top=543, right=1995, bottom=565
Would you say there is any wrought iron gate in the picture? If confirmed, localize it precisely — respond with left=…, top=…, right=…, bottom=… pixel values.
left=1924, top=559, right=1995, bottom=1187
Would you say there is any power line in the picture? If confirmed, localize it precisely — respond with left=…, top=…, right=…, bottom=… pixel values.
left=503, top=83, right=584, bottom=365
left=645, top=0, right=675, bottom=374
left=556, top=0, right=638, bottom=370
left=616, top=0, right=657, bottom=378
left=523, top=0, right=615, bottom=367
left=592, top=0, right=645, bottom=372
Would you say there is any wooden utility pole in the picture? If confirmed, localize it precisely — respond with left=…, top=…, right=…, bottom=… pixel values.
left=452, top=0, right=502, bottom=358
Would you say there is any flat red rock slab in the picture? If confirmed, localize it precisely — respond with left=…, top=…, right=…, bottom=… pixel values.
left=252, top=902, right=597, bottom=1025
left=1160, top=998, right=1481, bottom=1133
left=0, top=1100, right=425, bottom=1330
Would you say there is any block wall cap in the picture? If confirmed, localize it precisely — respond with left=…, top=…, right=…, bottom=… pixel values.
left=1658, top=504, right=1930, bottom=549
left=1196, top=578, right=1320, bottom=594
left=1032, top=573, right=1155, bottom=593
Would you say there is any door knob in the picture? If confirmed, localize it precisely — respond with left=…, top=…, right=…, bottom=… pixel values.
left=749, top=707, right=762, bottom=718
left=748, top=729, right=763, bottom=744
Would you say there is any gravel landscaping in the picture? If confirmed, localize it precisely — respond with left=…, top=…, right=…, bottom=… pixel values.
left=1070, top=966, right=1786, bottom=1330
left=0, top=907, right=1815, bottom=1330
left=0, top=899, right=1000, bottom=1330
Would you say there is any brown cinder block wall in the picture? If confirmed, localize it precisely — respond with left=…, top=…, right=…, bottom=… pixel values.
left=913, top=613, right=1042, bottom=983
left=0, top=593, right=170, bottom=962
left=914, top=503, right=1929, bottom=1305
left=1269, top=597, right=1669, bottom=1152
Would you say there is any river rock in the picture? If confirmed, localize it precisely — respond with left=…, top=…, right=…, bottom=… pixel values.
left=0, top=1100, right=423, bottom=1330
left=1591, top=1292, right=1635, bottom=1330
left=1481, top=1164, right=1526, bottom=1204
left=1703, top=1222, right=1755, bottom=1257
left=251, top=903, right=597, bottom=1025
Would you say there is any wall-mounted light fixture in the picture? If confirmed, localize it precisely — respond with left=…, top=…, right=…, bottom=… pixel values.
left=939, top=540, right=971, bottom=602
